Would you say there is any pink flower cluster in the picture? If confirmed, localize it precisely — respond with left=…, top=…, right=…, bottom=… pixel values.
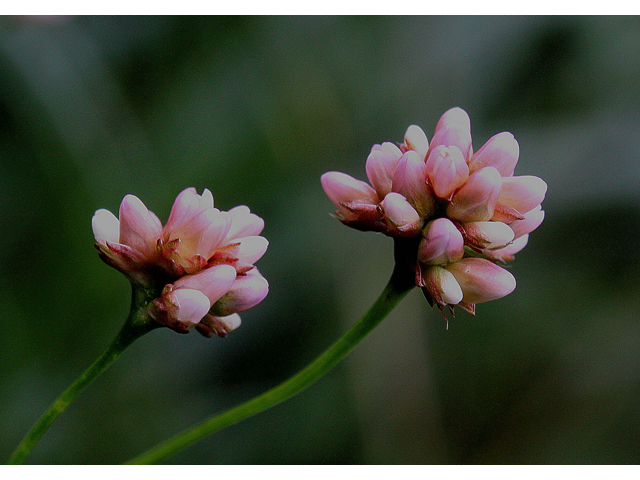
left=92, top=188, right=269, bottom=337
left=322, top=107, right=546, bottom=316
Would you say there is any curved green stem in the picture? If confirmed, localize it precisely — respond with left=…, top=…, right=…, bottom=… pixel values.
left=127, top=264, right=414, bottom=464
left=7, top=286, right=158, bottom=464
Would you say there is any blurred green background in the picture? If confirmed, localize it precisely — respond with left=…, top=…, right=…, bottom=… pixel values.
left=1, top=16, right=640, bottom=464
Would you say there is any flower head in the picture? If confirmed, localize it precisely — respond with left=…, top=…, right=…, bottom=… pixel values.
left=321, top=107, right=546, bottom=321
left=92, top=188, right=268, bottom=337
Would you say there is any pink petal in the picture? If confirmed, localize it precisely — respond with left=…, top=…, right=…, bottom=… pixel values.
left=224, top=205, right=265, bottom=241
left=446, top=167, right=502, bottom=222
left=435, top=107, right=471, bottom=132
left=425, top=145, right=470, bottom=200
left=321, top=171, right=379, bottom=221
left=445, top=257, right=516, bottom=304
left=365, top=142, right=403, bottom=199
left=211, top=268, right=269, bottom=316
left=496, top=175, right=547, bottom=215
left=418, top=218, right=464, bottom=265
left=403, top=125, right=429, bottom=159
left=174, top=264, right=237, bottom=304
left=468, top=132, right=519, bottom=176
left=118, top=194, right=162, bottom=260
left=171, top=288, right=211, bottom=325
left=381, top=192, right=422, bottom=237
left=427, top=122, right=472, bottom=161
left=392, top=150, right=434, bottom=217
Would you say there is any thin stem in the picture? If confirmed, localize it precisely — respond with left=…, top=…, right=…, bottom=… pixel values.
left=7, top=286, right=158, bottom=464
left=127, top=265, right=414, bottom=464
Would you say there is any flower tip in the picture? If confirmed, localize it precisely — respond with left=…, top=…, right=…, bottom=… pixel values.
left=436, top=107, right=471, bottom=131
left=221, top=313, right=242, bottom=332
left=365, top=143, right=403, bottom=198
left=92, top=209, right=120, bottom=244
left=403, top=124, right=429, bottom=158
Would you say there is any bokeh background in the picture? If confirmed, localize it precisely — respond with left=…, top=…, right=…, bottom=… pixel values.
left=1, top=15, right=640, bottom=464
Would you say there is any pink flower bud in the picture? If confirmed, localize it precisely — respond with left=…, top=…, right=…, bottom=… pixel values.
left=211, top=268, right=269, bottom=317
left=468, top=132, right=519, bottom=176
left=427, top=121, right=472, bottom=161
left=170, top=288, right=212, bottom=326
left=435, top=107, right=471, bottom=133
left=320, top=171, right=380, bottom=222
left=445, top=257, right=516, bottom=304
left=496, top=175, right=547, bottom=215
left=461, top=221, right=515, bottom=250
left=425, top=145, right=470, bottom=200
left=381, top=192, right=422, bottom=237
left=420, top=265, right=464, bottom=306
left=119, top=194, right=163, bottom=261
left=447, top=167, right=502, bottom=222
left=92, top=209, right=120, bottom=245
left=509, top=205, right=545, bottom=239
left=418, top=218, right=464, bottom=265
left=403, top=125, right=429, bottom=159
left=173, top=264, right=237, bottom=305
left=392, top=150, right=435, bottom=217
left=365, top=142, right=403, bottom=199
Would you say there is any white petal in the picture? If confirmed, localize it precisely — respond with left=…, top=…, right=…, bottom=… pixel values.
left=92, top=209, right=120, bottom=244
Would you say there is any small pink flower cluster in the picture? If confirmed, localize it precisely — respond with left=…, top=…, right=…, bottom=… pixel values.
left=92, top=188, right=268, bottom=337
left=322, top=107, right=546, bottom=316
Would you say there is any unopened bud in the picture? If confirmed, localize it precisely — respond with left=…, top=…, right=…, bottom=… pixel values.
left=421, top=265, right=464, bottom=306
left=435, top=107, right=471, bottom=132
left=381, top=192, right=422, bottom=237
left=171, top=288, right=212, bottom=326
left=496, top=175, right=547, bottom=215
left=447, top=167, right=502, bottom=222
left=392, top=150, right=435, bottom=217
left=462, top=221, right=515, bottom=250
left=445, top=257, right=516, bottom=304
left=425, top=145, right=469, bottom=200
left=418, top=218, right=464, bottom=265
left=468, top=132, right=519, bottom=176
left=365, top=142, right=403, bottom=199
left=320, top=171, right=380, bottom=222
left=211, top=268, right=269, bottom=317
left=403, top=125, right=429, bottom=159
left=427, top=121, right=473, bottom=161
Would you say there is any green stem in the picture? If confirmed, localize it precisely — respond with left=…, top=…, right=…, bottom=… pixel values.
left=7, top=286, right=158, bottom=464
left=127, top=264, right=414, bottom=464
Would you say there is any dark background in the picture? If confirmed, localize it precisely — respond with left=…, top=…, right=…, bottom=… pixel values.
left=1, top=16, right=640, bottom=464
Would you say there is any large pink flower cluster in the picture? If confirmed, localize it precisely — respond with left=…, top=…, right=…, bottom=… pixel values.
left=92, top=188, right=269, bottom=337
left=322, top=107, right=546, bottom=316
